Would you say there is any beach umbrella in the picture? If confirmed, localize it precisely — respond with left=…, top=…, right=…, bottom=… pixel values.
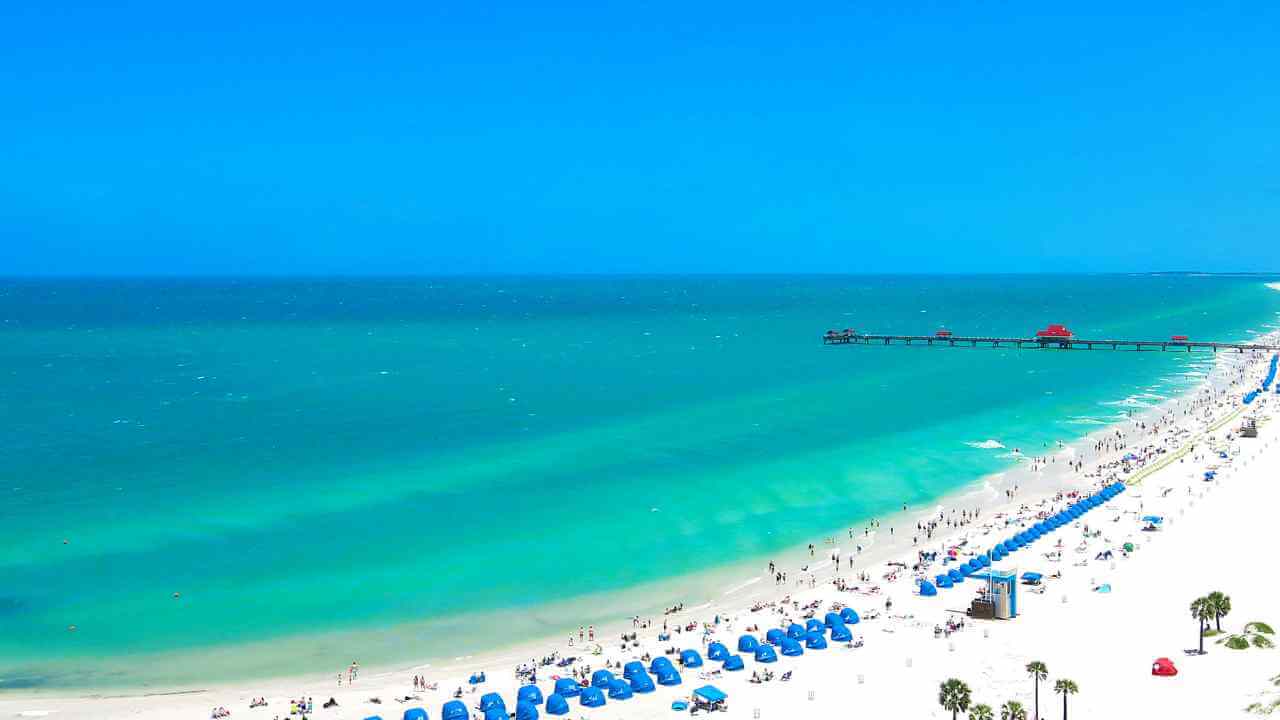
left=649, top=656, right=674, bottom=674
left=517, top=686, right=543, bottom=706
left=824, top=612, right=844, bottom=628
left=706, top=642, right=729, bottom=661
left=721, top=655, right=745, bottom=671
left=484, top=709, right=510, bottom=720
left=553, top=678, right=581, bottom=698
left=656, top=667, right=682, bottom=686
left=786, top=623, right=806, bottom=639
left=948, top=568, right=964, bottom=584
left=805, top=618, right=824, bottom=634
left=543, top=695, right=569, bottom=717
left=480, top=693, right=506, bottom=713
left=780, top=637, right=804, bottom=656
left=755, top=643, right=779, bottom=662
left=591, top=670, right=615, bottom=688
left=515, top=700, right=538, bottom=720
left=805, top=631, right=828, bottom=650
left=579, top=687, right=605, bottom=708
left=765, top=628, right=786, bottom=646
left=830, top=623, right=854, bottom=641
left=630, top=671, right=656, bottom=693
left=403, top=710, right=427, bottom=720
left=606, top=679, right=633, bottom=700
left=443, top=700, right=469, bottom=720
left=840, top=607, right=860, bottom=625
left=737, top=634, right=759, bottom=653
left=1123, top=542, right=1135, bottom=553
left=679, top=649, right=703, bottom=668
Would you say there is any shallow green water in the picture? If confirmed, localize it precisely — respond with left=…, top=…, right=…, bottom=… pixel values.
left=2, top=275, right=1276, bottom=689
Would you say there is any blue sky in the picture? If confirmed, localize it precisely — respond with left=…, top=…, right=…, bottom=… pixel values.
left=3, top=2, right=1278, bottom=275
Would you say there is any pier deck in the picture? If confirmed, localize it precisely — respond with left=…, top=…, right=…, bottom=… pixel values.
left=822, top=333, right=1280, bottom=352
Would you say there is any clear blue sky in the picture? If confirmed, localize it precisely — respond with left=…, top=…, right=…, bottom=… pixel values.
left=3, top=2, right=1278, bottom=275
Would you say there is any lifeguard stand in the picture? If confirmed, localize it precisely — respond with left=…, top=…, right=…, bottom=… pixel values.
left=987, top=569, right=1017, bottom=619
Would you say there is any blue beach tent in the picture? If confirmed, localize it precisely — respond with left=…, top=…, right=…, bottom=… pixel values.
left=738, top=634, right=759, bottom=652
left=786, top=623, right=806, bottom=639
left=918, top=579, right=938, bottom=597
left=553, top=678, right=581, bottom=698
left=938, top=574, right=954, bottom=589
left=649, top=656, right=674, bottom=674
left=579, top=687, right=605, bottom=708
left=484, top=709, right=510, bottom=720
left=543, top=694, right=569, bottom=716
left=1021, top=572, right=1043, bottom=583
left=977, top=553, right=991, bottom=567
left=805, top=632, right=828, bottom=649
left=765, top=628, right=785, bottom=645
left=780, top=637, right=804, bottom=656
left=824, top=612, right=843, bottom=628
left=948, top=568, right=964, bottom=583
left=480, top=693, right=506, bottom=712
left=840, top=607, right=860, bottom=625
left=365, top=717, right=383, bottom=720
left=680, top=649, right=703, bottom=668
left=515, top=700, right=538, bottom=720
left=830, top=623, right=854, bottom=641
left=656, top=667, right=682, bottom=686
left=755, top=644, right=778, bottom=663
left=707, top=641, right=729, bottom=661
left=404, top=710, right=427, bottom=720
left=805, top=618, right=824, bottom=634
left=722, top=655, right=745, bottom=671
left=517, top=686, right=543, bottom=705
left=591, top=670, right=614, bottom=688
left=442, top=701, right=469, bottom=720
left=630, top=671, right=656, bottom=693
left=622, top=661, right=646, bottom=679
left=606, top=679, right=633, bottom=700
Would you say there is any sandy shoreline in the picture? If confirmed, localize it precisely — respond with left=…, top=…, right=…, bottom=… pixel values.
left=5, top=328, right=1279, bottom=719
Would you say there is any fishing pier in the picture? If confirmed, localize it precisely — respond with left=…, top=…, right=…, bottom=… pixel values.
left=822, top=325, right=1280, bottom=353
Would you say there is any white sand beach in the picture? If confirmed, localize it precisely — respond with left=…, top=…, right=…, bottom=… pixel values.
left=6, top=340, right=1280, bottom=720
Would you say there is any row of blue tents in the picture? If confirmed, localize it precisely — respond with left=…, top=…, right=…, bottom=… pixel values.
left=1246, top=353, right=1277, bottom=403
left=917, top=480, right=1128, bottom=596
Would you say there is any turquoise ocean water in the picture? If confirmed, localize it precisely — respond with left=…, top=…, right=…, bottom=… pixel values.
left=2, top=275, right=1278, bottom=690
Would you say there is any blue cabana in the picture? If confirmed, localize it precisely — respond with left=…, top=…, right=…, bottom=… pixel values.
left=830, top=623, right=854, bottom=641
left=543, top=695, right=569, bottom=717
left=765, top=628, right=786, bottom=645
left=480, top=693, right=506, bottom=713
left=679, top=649, right=703, bottom=668
left=1021, top=572, right=1043, bottom=583
left=964, top=559, right=980, bottom=574
left=404, top=710, right=427, bottom=720
left=517, top=686, right=543, bottom=706
left=553, top=678, right=581, bottom=698
left=977, top=553, right=991, bottom=567
left=591, top=670, right=615, bottom=688
left=780, top=637, right=804, bottom=656
left=805, top=618, right=824, bottom=634
left=579, top=687, right=605, bottom=708
left=515, top=700, right=538, bottom=720
left=366, top=717, right=384, bottom=720
left=786, top=623, right=806, bottom=639
left=649, top=657, right=674, bottom=674
left=707, top=642, right=729, bottom=661
left=622, top=661, right=645, bottom=679
left=918, top=579, right=938, bottom=597
left=805, top=632, right=828, bottom=649
left=755, top=644, right=778, bottom=663
left=840, top=607, right=860, bottom=625
left=1002, top=540, right=1017, bottom=553
left=484, top=710, right=510, bottom=720
left=937, top=574, right=954, bottom=589
left=1142, top=515, right=1163, bottom=524
left=630, top=671, right=655, bottom=693
left=443, top=701, right=469, bottom=720
left=824, top=612, right=843, bottom=628
left=606, top=679, right=633, bottom=700
left=721, top=655, right=745, bottom=671
left=656, top=667, right=682, bottom=686
left=737, top=634, right=759, bottom=652
left=947, top=568, right=964, bottom=583
left=694, top=685, right=727, bottom=704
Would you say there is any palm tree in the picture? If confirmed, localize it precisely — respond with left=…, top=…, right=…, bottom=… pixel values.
left=969, top=704, right=994, bottom=720
left=1191, top=596, right=1215, bottom=654
left=939, top=678, right=972, bottom=720
left=1025, top=660, right=1048, bottom=719
left=1207, top=591, right=1232, bottom=632
left=1001, top=700, right=1027, bottom=720
left=1053, top=678, right=1079, bottom=720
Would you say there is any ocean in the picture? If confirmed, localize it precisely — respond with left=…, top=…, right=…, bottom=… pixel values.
left=2, top=275, right=1277, bottom=690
